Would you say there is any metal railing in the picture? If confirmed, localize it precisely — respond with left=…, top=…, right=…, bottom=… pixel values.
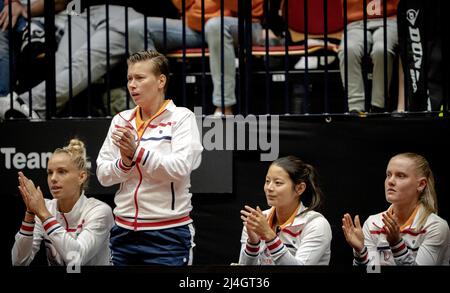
left=1, top=0, right=448, bottom=120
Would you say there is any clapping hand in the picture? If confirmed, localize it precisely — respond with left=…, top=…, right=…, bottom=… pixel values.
left=382, top=210, right=401, bottom=246
left=112, top=126, right=137, bottom=166
left=342, top=213, right=365, bottom=252
left=241, top=205, right=275, bottom=242
left=18, top=172, right=48, bottom=220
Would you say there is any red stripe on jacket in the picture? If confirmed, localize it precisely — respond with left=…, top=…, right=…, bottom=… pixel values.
left=115, top=215, right=192, bottom=229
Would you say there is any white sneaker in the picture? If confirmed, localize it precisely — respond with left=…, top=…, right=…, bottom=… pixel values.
left=213, top=110, right=224, bottom=117
left=213, top=107, right=233, bottom=117
left=0, top=92, right=40, bottom=119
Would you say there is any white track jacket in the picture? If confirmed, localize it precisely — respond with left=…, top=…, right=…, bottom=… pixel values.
left=239, top=202, right=332, bottom=265
left=96, top=100, right=203, bottom=231
left=354, top=204, right=450, bottom=266
left=12, top=194, right=114, bottom=266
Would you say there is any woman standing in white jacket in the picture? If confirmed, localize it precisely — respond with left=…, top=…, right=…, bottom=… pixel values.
left=12, top=138, right=114, bottom=266
left=239, top=156, right=332, bottom=265
left=96, top=50, right=203, bottom=266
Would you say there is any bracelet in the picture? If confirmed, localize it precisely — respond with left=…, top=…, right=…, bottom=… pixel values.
left=246, top=239, right=261, bottom=246
left=122, top=159, right=134, bottom=168
left=25, top=210, right=35, bottom=216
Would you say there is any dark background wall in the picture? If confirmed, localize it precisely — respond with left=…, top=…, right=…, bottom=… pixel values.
left=191, top=116, right=450, bottom=265
left=1, top=116, right=449, bottom=267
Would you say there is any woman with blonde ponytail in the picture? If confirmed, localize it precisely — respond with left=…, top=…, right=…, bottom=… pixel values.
left=12, top=139, right=114, bottom=266
left=342, top=152, right=450, bottom=266
left=239, top=156, right=332, bottom=265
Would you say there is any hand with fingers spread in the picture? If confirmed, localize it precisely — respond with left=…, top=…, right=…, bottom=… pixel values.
left=241, top=205, right=276, bottom=242
left=18, top=171, right=50, bottom=221
left=382, top=210, right=401, bottom=246
left=342, top=213, right=365, bottom=252
left=0, top=2, right=27, bottom=31
left=112, top=126, right=137, bottom=166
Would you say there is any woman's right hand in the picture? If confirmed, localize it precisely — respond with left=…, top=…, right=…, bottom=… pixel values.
left=342, top=213, right=365, bottom=252
left=18, top=172, right=32, bottom=212
left=112, top=126, right=137, bottom=166
left=240, top=206, right=261, bottom=244
left=244, top=223, right=260, bottom=244
left=18, top=172, right=49, bottom=220
left=241, top=205, right=276, bottom=243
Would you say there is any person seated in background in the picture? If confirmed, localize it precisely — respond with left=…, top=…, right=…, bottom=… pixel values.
left=205, top=0, right=263, bottom=116
left=338, top=0, right=399, bottom=113
left=342, top=152, right=450, bottom=265
left=0, top=0, right=145, bottom=119
left=239, top=156, right=332, bottom=265
left=128, top=0, right=264, bottom=116
left=0, top=0, right=66, bottom=109
left=12, top=138, right=114, bottom=266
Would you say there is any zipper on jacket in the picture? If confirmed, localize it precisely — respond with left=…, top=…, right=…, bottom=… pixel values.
left=133, top=164, right=143, bottom=230
left=171, top=182, right=175, bottom=210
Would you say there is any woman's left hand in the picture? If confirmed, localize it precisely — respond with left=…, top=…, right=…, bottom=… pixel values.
left=382, top=210, right=401, bottom=246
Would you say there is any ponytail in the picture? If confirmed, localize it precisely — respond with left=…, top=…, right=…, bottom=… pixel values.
left=271, top=156, right=324, bottom=215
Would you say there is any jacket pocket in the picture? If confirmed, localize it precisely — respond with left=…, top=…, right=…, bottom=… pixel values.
left=171, top=182, right=175, bottom=210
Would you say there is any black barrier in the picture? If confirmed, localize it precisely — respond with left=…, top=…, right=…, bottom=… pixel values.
left=2, top=266, right=448, bottom=290
left=2, top=116, right=450, bottom=267
left=195, top=117, right=450, bottom=266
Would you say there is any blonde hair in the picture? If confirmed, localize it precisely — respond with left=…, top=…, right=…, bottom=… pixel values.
left=392, top=152, right=438, bottom=228
left=53, top=138, right=90, bottom=192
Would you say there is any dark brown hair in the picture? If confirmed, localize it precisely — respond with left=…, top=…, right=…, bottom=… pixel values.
left=271, top=156, right=324, bottom=214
